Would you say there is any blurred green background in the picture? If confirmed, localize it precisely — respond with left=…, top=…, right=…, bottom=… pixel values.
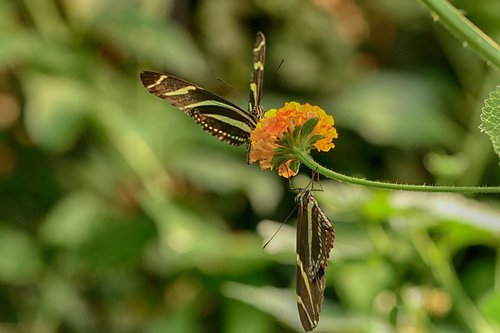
left=1, top=0, right=499, bottom=332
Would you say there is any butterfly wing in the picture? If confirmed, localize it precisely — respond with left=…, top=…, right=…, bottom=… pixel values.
left=140, top=71, right=257, bottom=146
left=295, top=190, right=335, bottom=331
left=245, top=32, right=266, bottom=163
left=248, top=31, right=266, bottom=120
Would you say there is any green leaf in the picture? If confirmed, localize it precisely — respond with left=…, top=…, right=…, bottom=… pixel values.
left=301, top=117, right=319, bottom=138
left=279, top=131, right=293, bottom=147
left=291, top=123, right=302, bottom=144
left=289, top=160, right=301, bottom=174
left=23, top=73, right=89, bottom=153
left=223, top=299, right=272, bottom=333
left=39, top=192, right=105, bottom=248
left=222, top=282, right=304, bottom=331
left=271, top=153, right=292, bottom=168
left=78, top=218, right=156, bottom=268
left=306, top=134, right=325, bottom=150
left=334, top=258, right=394, bottom=311
left=0, top=226, right=42, bottom=284
left=479, top=86, right=500, bottom=161
left=333, top=72, right=463, bottom=149
left=478, top=290, right=500, bottom=325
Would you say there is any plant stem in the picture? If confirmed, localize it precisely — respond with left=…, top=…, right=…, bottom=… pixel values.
left=296, top=150, right=500, bottom=193
left=419, top=0, right=500, bottom=69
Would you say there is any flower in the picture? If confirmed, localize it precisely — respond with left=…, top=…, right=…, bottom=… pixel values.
left=249, top=102, right=338, bottom=177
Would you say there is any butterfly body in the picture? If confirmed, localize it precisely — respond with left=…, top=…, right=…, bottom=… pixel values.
left=295, top=189, right=335, bottom=331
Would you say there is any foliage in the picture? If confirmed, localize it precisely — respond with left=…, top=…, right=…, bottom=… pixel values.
left=480, top=86, right=500, bottom=160
left=0, top=0, right=499, bottom=333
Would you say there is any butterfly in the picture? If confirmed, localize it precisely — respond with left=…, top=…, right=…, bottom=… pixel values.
left=294, top=180, right=335, bottom=331
left=140, top=32, right=266, bottom=162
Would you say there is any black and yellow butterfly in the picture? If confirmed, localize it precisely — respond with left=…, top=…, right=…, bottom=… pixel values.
left=140, top=32, right=266, bottom=161
left=294, top=183, right=335, bottom=331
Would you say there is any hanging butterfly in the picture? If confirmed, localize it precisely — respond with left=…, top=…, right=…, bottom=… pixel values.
left=140, top=32, right=266, bottom=162
left=294, top=177, right=335, bottom=331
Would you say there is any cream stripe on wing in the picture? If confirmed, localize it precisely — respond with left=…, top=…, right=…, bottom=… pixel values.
left=297, top=254, right=316, bottom=315
left=297, top=295, right=315, bottom=329
left=146, top=75, right=168, bottom=89
left=162, top=85, right=197, bottom=96
left=202, top=114, right=254, bottom=133
left=183, top=100, right=256, bottom=126
left=253, top=38, right=265, bottom=52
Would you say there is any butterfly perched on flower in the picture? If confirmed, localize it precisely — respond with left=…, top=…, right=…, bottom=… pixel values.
left=140, top=32, right=266, bottom=163
left=294, top=184, right=334, bottom=331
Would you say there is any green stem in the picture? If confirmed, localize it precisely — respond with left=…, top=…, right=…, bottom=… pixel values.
left=296, top=150, right=500, bottom=193
left=419, top=0, right=500, bottom=69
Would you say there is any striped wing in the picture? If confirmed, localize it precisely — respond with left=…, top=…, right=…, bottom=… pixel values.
left=295, top=190, right=335, bottom=332
left=140, top=71, right=257, bottom=146
left=245, top=32, right=266, bottom=163
left=248, top=32, right=266, bottom=120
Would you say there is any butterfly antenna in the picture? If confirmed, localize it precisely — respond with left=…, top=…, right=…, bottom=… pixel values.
left=262, top=223, right=284, bottom=249
left=217, top=78, right=243, bottom=97
left=276, top=59, right=285, bottom=72
left=263, top=205, right=298, bottom=249
left=268, top=59, right=285, bottom=85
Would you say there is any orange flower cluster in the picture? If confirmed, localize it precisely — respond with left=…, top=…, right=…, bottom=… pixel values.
left=249, top=102, right=337, bottom=177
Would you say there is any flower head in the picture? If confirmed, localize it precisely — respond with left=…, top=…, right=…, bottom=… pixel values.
left=249, top=102, right=337, bottom=177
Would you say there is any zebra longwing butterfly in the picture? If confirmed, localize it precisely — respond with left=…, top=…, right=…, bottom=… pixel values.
left=140, top=32, right=266, bottom=162
left=295, top=185, right=335, bottom=331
